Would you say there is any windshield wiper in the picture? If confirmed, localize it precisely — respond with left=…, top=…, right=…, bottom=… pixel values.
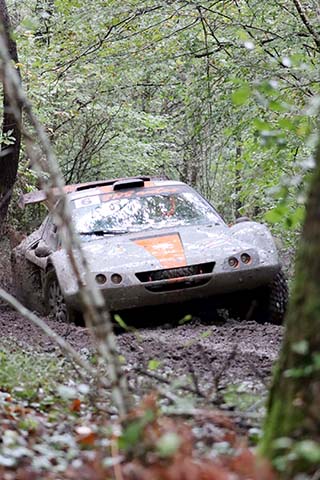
left=79, top=229, right=129, bottom=236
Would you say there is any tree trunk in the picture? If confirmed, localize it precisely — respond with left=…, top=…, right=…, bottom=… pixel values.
left=0, top=0, right=21, bottom=232
left=260, top=132, right=320, bottom=477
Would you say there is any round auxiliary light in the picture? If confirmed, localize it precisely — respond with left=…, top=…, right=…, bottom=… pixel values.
left=111, top=273, right=123, bottom=285
left=228, top=257, right=239, bottom=268
left=241, top=253, right=251, bottom=264
left=95, top=273, right=107, bottom=285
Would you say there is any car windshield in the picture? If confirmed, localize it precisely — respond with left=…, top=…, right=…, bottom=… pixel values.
left=72, top=190, right=222, bottom=236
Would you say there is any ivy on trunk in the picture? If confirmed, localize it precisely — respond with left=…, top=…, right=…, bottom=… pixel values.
left=260, top=130, right=320, bottom=477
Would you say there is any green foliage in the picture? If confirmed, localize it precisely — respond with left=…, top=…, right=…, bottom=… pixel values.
left=8, top=160, right=45, bottom=232
left=0, top=129, right=16, bottom=145
left=231, top=84, right=251, bottom=106
left=272, top=438, right=320, bottom=473
left=156, top=432, right=180, bottom=458
left=222, top=382, right=266, bottom=412
left=293, top=440, right=320, bottom=464
left=148, top=359, right=161, bottom=371
left=0, top=348, right=63, bottom=401
left=113, top=314, right=129, bottom=331
left=291, top=340, right=309, bottom=355
left=6, top=0, right=319, bottom=238
left=178, top=314, right=192, bottom=325
left=119, top=408, right=155, bottom=452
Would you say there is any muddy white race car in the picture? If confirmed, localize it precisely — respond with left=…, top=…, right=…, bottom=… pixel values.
left=11, top=176, right=288, bottom=324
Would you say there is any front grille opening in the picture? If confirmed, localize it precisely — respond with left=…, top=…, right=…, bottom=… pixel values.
left=136, top=262, right=215, bottom=283
left=145, top=277, right=210, bottom=293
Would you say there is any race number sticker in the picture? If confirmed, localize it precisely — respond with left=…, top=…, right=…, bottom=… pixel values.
left=74, top=196, right=101, bottom=209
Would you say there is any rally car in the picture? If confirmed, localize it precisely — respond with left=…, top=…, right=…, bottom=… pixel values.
left=11, top=176, right=288, bottom=324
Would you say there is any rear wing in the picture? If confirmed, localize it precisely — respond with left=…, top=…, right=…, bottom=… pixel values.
left=19, top=185, right=78, bottom=209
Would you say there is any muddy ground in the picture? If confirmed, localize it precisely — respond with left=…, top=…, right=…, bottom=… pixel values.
left=0, top=235, right=284, bottom=421
left=0, top=303, right=283, bottom=398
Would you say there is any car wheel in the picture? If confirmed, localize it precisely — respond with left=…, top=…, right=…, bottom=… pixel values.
left=228, top=269, right=288, bottom=324
left=44, top=269, right=74, bottom=323
left=257, top=269, right=288, bottom=325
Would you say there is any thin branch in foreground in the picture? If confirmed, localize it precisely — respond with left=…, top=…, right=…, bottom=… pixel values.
left=186, top=358, right=203, bottom=397
left=205, top=344, right=238, bottom=402
left=0, top=25, right=130, bottom=417
left=132, top=366, right=208, bottom=400
left=0, top=288, right=109, bottom=388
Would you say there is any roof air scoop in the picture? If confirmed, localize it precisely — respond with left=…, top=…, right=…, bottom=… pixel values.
left=113, top=178, right=145, bottom=190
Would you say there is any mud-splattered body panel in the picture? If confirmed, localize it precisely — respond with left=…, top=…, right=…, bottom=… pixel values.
left=12, top=178, right=280, bottom=313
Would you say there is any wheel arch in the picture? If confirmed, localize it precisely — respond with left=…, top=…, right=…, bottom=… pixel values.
left=47, top=251, right=79, bottom=299
left=230, top=221, right=279, bottom=261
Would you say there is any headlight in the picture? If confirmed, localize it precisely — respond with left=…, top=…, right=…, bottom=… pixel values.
left=228, top=257, right=239, bottom=268
left=95, top=273, right=107, bottom=285
left=111, top=273, right=123, bottom=284
left=241, top=253, right=251, bottom=264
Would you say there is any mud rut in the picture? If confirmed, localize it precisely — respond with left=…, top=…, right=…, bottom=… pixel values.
left=0, top=303, right=283, bottom=396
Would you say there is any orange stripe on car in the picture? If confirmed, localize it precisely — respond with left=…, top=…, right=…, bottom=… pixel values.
left=134, top=233, right=186, bottom=268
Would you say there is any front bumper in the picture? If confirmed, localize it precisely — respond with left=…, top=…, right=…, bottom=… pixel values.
left=67, top=263, right=280, bottom=312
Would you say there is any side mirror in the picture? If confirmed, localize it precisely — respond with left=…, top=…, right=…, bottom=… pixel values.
left=34, top=240, right=52, bottom=258
left=235, top=216, right=251, bottom=224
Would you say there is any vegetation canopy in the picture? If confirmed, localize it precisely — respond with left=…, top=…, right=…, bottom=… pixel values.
left=5, top=0, right=319, bottom=233
left=0, top=0, right=319, bottom=479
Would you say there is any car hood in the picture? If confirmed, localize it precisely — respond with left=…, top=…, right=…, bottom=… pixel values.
left=81, top=224, right=254, bottom=273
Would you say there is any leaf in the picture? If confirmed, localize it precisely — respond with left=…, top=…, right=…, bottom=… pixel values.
left=269, top=100, right=287, bottom=113
left=201, top=330, right=212, bottom=338
left=231, top=85, right=251, bottom=105
left=253, top=119, right=272, bottom=131
left=119, top=409, right=155, bottom=451
left=120, top=422, right=143, bottom=449
left=113, top=314, right=129, bottom=331
left=21, top=17, right=38, bottom=31
left=57, top=385, right=77, bottom=400
left=273, top=437, right=293, bottom=449
left=294, top=440, right=320, bottom=463
left=278, top=118, right=295, bottom=131
left=70, top=398, right=81, bottom=412
left=292, top=340, right=309, bottom=355
left=264, top=205, right=287, bottom=224
left=156, top=432, right=181, bottom=457
left=148, top=359, right=161, bottom=370
left=75, top=426, right=97, bottom=446
left=179, top=314, right=192, bottom=325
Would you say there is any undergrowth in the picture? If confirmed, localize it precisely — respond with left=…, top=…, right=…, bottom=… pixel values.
left=0, top=341, right=276, bottom=479
left=0, top=346, right=69, bottom=403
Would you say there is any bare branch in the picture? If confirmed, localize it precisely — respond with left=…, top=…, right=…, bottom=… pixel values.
left=0, top=288, right=108, bottom=386
left=0, top=24, right=130, bottom=416
left=291, top=0, right=320, bottom=50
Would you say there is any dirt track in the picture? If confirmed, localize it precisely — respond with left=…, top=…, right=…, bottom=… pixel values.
left=0, top=303, right=283, bottom=395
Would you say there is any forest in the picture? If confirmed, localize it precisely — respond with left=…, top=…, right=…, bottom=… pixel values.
left=0, top=0, right=319, bottom=479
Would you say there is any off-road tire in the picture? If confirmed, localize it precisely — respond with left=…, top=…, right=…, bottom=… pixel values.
left=257, top=269, right=288, bottom=324
left=44, top=269, right=75, bottom=323
left=228, top=269, right=288, bottom=324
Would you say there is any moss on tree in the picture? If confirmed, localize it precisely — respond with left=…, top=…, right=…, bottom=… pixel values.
left=260, top=132, right=320, bottom=477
